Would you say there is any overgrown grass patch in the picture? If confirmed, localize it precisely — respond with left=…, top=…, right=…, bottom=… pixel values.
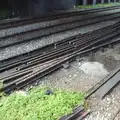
left=77, top=2, right=120, bottom=9
left=0, top=87, right=85, bottom=120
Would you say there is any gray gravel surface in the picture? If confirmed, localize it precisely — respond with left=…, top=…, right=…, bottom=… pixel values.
left=85, top=84, right=120, bottom=120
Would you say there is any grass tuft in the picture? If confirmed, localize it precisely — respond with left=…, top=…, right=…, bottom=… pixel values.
left=77, top=2, right=120, bottom=9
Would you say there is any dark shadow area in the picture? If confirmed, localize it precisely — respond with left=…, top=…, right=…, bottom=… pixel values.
left=27, top=0, right=75, bottom=17
left=111, top=0, right=114, bottom=2
left=104, top=0, right=108, bottom=3
left=96, top=0, right=101, bottom=4
left=0, top=0, right=8, bottom=18
left=0, top=0, right=75, bottom=18
left=1, top=0, right=118, bottom=19
left=5, top=0, right=75, bottom=18
left=88, top=0, right=93, bottom=4
left=75, top=0, right=83, bottom=5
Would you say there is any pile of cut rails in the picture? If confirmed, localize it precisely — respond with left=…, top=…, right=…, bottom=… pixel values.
left=1, top=21, right=120, bottom=93
left=0, top=6, right=120, bottom=49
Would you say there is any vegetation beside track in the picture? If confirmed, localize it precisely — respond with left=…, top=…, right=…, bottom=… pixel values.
left=77, top=2, right=120, bottom=9
left=0, top=87, right=85, bottom=120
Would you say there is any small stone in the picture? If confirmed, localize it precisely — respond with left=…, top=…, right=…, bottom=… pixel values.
left=16, top=90, right=27, bottom=96
left=108, top=44, right=113, bottom=49
left=69, top=75, right=72, bottom=78
left=62, top=61, right=70, bottom=69
left=76, top=56, right=82, bottom=62
left=45, top=90, right=53, bottom=95
left=65, top=81, right=67, bottom=84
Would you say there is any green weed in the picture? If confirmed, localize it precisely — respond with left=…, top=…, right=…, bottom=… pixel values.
left=0, top=87, right=85, bottom=120
left=77, top=2, right=120, bottom=9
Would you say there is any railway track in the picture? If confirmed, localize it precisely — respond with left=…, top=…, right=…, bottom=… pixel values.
left=0, top=23, right=119, bottom=72
left=0, top=8, right=118, bottom=37
left=0, top=7, right=119, bottom=64
left=0, top=7, right=119, bottom=37
left=1, top=11, right=120, bottom=49
left=0, top=5, right=120, bottom=30
left=1, top=21, right=120, bottom=93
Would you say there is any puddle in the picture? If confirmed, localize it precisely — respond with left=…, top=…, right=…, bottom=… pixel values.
left=79, top=62, right=108, bottom=77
